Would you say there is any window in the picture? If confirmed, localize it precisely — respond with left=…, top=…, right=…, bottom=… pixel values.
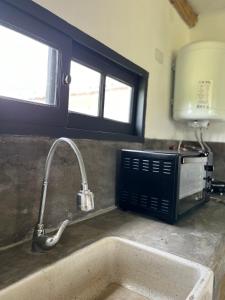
left=0, top=0, right=148, bottom=141
left=68, top=62, right=134, bottom=124
left=0, top=24, right=58, bottom=106
left=67, top=43, right=141, bottom=135
left=69, top=61, right=101, bottom=116
left=104, top=77, right=133, bottom=123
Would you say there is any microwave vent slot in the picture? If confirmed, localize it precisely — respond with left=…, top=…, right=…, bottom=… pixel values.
left=152, top=160, right=160, bottom=173
left=141, top=159, right=150, bottom=172
left=150, top=196, right=158, bottom=210
left=123, top=157, right=131, bottom=169
left=163, top=161, right=172, bottom=175
left=132, top=158, right=140, bottom=171
left=161, top=199, right=170, bottom=214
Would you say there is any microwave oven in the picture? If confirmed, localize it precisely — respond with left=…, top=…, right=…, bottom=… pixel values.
left=117, top=149, right=211, bottom=224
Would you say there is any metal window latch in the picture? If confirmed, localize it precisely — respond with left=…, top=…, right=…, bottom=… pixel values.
left=63, top=74, right=71, bottom=85
left=204, top=165, right=214, bottom=172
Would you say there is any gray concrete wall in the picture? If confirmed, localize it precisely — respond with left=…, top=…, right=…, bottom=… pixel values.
left=1, top=135, right=225, bottom=248
left=0, top=136, right=143, bottom=248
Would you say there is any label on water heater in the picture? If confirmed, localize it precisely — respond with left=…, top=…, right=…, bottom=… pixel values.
left=196, top=80, right=213, bottom=110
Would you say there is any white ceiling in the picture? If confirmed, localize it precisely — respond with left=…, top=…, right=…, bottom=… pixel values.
left=189, top=0, right=225, bottom=14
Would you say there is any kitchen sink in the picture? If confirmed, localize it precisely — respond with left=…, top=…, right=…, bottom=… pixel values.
left=0, top=237, right=213, bottom=300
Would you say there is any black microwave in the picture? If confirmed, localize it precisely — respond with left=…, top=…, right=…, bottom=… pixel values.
left=116, top=149, right=211, bottom=224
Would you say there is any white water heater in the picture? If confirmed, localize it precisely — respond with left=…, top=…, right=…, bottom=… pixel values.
left=173, top=41, right=225, bottom=122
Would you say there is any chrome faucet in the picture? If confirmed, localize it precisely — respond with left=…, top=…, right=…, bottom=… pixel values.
left=32, top=137, right=94, bottom=252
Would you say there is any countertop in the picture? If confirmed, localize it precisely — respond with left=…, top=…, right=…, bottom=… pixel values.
left=1, top=199, right=225, bottom=298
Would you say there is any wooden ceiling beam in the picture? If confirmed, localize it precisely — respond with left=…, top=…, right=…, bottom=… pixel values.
left=169, top=0, right=198, bottom=28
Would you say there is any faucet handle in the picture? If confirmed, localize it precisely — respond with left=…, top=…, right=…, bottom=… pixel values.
left=44, top=219, right=69, bottom=248
left=77, top=189, right=94, bottom=212
left=32, top=219, right=69, bottom=251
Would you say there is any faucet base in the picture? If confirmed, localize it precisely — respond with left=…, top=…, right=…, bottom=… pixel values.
left=32, top=224, right=49, bottom=252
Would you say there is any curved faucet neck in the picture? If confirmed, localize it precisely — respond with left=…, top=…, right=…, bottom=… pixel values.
left=38, top=137, right=88, bottom=224
left=44, top=138, right=88, bottom=187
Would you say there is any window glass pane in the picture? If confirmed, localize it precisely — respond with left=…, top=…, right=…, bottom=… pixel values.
left=69, top=61, right=101, bottom=116
left=104, top=76, right=133, bottom=123
left=0, top=24, right=58, bottom=105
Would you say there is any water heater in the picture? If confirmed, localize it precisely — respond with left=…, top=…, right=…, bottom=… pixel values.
left=173, top=41, right=225, bottom=122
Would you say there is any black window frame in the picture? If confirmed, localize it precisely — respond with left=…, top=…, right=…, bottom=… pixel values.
left=0, top=0, right=149, bottom=142
left=0, top=0, right=72, bottom=127
left=68, top=42, right=139, bottom=135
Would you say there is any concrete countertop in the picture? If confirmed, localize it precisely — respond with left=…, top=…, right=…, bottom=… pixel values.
left=1, top=200, right=225, bottom=298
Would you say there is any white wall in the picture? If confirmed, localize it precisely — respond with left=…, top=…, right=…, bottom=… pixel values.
left=191, top=10, right=225, bottom=43
left=182, top=9, right=225, bottom=142
left=34, top=0, right=190, bottom=141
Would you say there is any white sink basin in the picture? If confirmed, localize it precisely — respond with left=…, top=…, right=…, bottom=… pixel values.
left=0, top=237, right=213, bottom=300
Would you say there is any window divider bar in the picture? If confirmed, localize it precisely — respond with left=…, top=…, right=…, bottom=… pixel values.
left=46, top=48, right=58, bottom=105
left=98, top=74, right=106, bottom=118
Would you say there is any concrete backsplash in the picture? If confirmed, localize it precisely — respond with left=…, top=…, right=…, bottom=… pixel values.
left=0, top=136, right=143, bottom=248
left=0, top=135, right=225, bottom=248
